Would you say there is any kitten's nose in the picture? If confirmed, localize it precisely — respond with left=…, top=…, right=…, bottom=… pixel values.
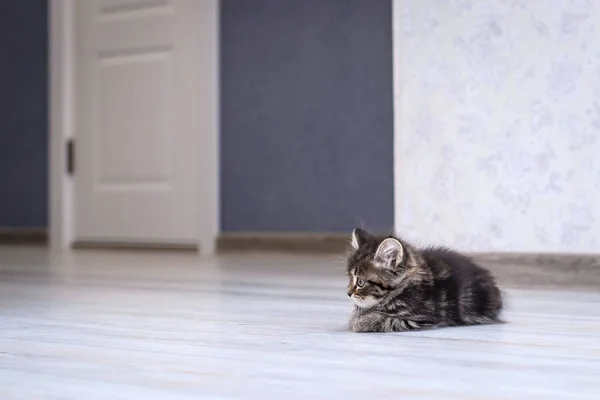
left=347, top=290, right=353, bottom=297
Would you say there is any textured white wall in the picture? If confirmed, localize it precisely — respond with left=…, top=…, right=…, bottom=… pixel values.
left=393, top=0, right=600, bottom=253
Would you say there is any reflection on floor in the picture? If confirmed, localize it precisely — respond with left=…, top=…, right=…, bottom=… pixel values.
left=1, top=246, right=599, bottom=399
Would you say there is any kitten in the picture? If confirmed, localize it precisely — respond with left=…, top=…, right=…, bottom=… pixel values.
left=346, top=228, right=503, bottom=333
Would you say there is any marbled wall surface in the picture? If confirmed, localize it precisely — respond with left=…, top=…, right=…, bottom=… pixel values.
left=395, top=0, right=600, bottom=253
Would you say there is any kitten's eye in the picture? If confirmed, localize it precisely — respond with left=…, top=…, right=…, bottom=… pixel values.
left=356, top=278, right=365, bottom=288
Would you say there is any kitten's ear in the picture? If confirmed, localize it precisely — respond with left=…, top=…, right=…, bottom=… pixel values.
left=350, top=228, right=371, bottom=250
left=374, top=238, right=404, bottom=267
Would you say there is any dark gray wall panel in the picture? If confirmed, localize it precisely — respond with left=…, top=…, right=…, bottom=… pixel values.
left=221, top=0, right=394, bottom=232
left=0, top=1, right=48, bottom=227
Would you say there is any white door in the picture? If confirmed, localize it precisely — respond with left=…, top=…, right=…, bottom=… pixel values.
left=74, top=0, right=209, bottom=245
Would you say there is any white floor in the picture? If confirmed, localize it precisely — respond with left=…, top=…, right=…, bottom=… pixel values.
left=1, top=247, right=599, bottom=399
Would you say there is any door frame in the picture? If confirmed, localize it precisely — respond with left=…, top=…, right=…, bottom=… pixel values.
left=48, top=0, right=220, bottom=255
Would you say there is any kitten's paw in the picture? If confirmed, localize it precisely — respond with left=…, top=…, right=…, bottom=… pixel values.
left=349, top=318, right=369, bottom=333
left=350, top=313, right=418, bottom=333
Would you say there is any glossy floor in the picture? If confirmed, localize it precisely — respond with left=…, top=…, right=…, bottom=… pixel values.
left=1, top=247, right=599, bottom=399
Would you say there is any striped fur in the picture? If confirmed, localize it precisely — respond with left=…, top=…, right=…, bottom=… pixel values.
left=346, top=229, right=504, bottom=333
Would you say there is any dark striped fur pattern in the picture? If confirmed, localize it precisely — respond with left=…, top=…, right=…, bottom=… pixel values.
left=346, top=229, right=504, bottom=333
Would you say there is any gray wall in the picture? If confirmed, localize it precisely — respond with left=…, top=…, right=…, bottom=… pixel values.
left=220, top=0, right=394, bottom=232
left=0, top=1, right=48, bottom=228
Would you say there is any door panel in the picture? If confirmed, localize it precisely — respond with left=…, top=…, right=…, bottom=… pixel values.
left=75, top=0, right=201, bottom=244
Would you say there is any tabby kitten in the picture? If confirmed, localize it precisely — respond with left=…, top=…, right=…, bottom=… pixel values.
left=346, top=228, right=503, bottom=333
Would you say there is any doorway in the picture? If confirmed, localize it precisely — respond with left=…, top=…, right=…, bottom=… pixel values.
left=49, top=0, right=219, bottom=253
